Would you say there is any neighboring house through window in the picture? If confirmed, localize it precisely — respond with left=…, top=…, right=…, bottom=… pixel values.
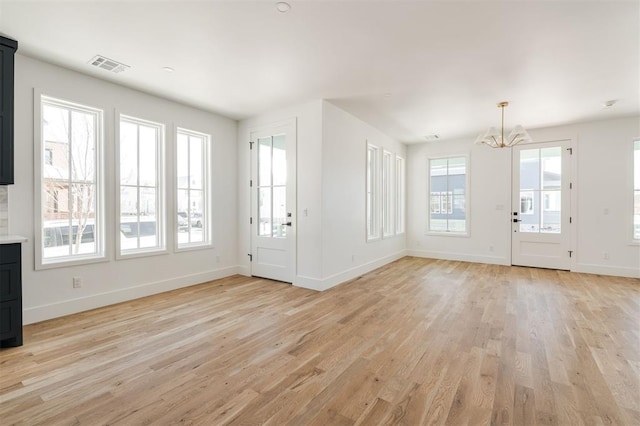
left=38, top=95, right=104, bottom=266
left=429, top=156, right=468, bottom=234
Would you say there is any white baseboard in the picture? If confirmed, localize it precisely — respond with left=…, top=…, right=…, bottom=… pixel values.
left=23, top=265, right=243, bottom=325
left=236, top=265, right=251, bottom=277
left=406, top=249, right=509, bottom=266
left=573, top=263, right=640, bottom=279
left=293, top=250, right=407, bottom=291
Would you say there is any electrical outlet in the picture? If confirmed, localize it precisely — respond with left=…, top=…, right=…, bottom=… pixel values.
left=216, top=255, right=220, bottom=263
left=73, top=277, right=82, bottom=288
left=489, top=245, right=494, bottom=252
left=603, top=252, right=610, bottom=260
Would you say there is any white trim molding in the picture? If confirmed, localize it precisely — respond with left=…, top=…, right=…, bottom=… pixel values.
left=23, top=265, right=243, bottom=324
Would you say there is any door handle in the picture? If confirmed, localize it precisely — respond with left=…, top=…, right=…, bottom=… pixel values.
left=285, top=222, right=292, bottom=226
left=513, top=218, right=521, bottom=223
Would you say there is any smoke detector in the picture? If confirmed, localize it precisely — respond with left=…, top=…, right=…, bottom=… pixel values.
left=88, top=55, right=130, bottom=74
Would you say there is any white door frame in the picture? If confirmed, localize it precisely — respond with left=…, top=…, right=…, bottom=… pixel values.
left=248, top=118, right=297, bottom=283
left=510, top=139, right=574, bottom=270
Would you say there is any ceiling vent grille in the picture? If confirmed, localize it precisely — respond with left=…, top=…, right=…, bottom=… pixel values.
left=88, top=55, right=130, bottom=73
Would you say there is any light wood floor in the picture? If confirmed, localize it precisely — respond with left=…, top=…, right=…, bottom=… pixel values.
left=1, top=258, right=639, bottom=425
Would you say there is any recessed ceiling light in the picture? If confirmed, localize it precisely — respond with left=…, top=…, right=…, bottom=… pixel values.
left=602, top=99, right=617, bottom=108
left=162, top=67, right=175, bottom=73
left=424, top=134, right=440, bottom=141
left=276, top=2, right=291, bottom=13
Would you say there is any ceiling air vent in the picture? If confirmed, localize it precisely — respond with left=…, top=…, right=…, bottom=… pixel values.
left=88, top=55, right=130, bottom=73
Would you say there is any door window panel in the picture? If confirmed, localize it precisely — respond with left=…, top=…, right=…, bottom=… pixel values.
left=519, top=147, right=561, bottom=233
left=257, top=135, right=287, bottom=239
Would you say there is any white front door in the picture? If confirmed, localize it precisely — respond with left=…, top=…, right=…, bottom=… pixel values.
left=250, top=119, right=296, bottom=282
left=511, top=140, right=572, bottom=270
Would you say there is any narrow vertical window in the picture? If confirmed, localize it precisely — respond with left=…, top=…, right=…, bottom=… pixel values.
left=428, top=156, right=468, bottom=233
left=634, top=140, right=640, bottom=240
left=395, top=156, right=405, bottom=234
left=177, top=128, right=211, bottom=248
left=39, top=96, right=103, bottom=266
left=119, top=115, right=165, bottom=255
left=382, top=150, right=394, bottom=237
left=366, top=144, right=380, bottom=241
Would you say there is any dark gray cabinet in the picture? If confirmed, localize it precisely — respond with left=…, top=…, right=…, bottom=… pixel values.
left=0, top=243, right=22, bottom=347
left=0, top=35, right=18, bottom=185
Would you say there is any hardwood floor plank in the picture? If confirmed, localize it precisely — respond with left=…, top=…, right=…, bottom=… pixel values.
left=0, top=257, right=637, bottom=425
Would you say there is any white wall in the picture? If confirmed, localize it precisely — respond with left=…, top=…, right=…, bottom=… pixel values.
left=320, top=101, right=406, bottom=288
left=11, top=55, right=240, bottom=324
left=407, top=115, right=640, bottom=278
left=237, top=100, right=406, bottom=291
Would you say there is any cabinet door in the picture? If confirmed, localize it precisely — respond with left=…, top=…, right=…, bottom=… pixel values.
left=0, top=300, right=20, bottom=340
left=0, top=43, right=15, bottom=184
left=0, top=262, right=19, bottom=302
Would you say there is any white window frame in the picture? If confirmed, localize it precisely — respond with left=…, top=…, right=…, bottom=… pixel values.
left=116, top=114, right=166, bottom=258
left=395, top=155, right=405, bottom=234
left=633, top=139, right=640, bottom=242
left=366, top=143, right=381, bottom=241
left=175, top=127, right=212, bottom=250
left=35, top=93, right=106, bottom=269
left=382, top=150, right=394, bottom=238
left=427, top=154, right=470, bottom=236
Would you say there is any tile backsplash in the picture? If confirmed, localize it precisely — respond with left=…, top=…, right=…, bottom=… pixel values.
left=0, top=186, right=8, bottom=235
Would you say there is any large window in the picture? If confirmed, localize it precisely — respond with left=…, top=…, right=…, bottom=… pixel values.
left=429, top=156, right=468, bottom=233
left=39, top=96, right=103, bottom=265
left=118, top=115, right=165, bottom=255
left=395, top=156, right=405, bottom=234
left=366, top=144, right=380, bottom=241
left=634, top=140, right=640, bottom=240
left=177, top=128, right=211, bottom=248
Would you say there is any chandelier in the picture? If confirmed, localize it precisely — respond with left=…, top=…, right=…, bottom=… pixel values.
left=475, top=101, right=531, bottom=148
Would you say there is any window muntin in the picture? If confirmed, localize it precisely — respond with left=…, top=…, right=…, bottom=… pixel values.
left=395, top=156, right=405, bottom=234
left=382, top=150, right=393, bottom=237
left=40, top=96, right=103, bottom=264
left=119, top=115, right=165, bottom=255
left=428, top=156, right=467, bottom=233
left=177, top=128, right=211, bottom=248
left=634, top=140, right=640, bottom=240
left=366, top=144, right=380, bottom=241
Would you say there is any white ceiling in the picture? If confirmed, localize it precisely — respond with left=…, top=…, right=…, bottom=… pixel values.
left=1, top=1, right=638, bottom=143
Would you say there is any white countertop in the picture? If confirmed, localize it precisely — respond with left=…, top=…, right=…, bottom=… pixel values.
left=0, top=235, right=28, bottom=244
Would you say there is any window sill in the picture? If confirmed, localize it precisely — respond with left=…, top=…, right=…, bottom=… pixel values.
left=426, top=231, right=470, bottom=238
left=176, top=242, right=214, bottom=252
left=117, top=247, right=169, bottom=261
left=37, top=254, right=108, bottom=271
